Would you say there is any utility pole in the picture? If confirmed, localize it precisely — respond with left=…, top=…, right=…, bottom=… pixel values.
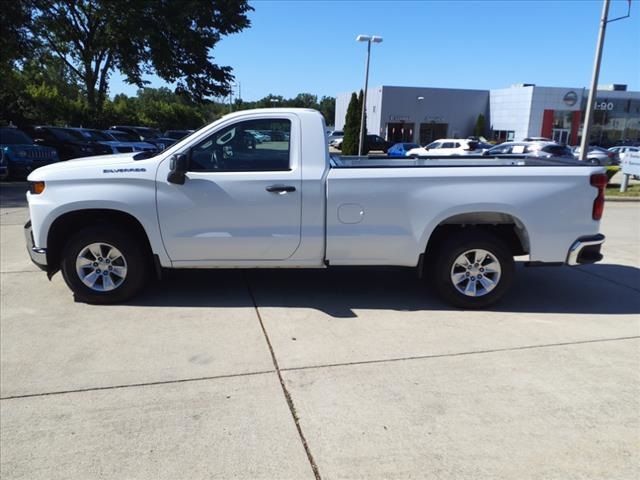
left=356, top=35, right=383, bottom=156
left=579, top=0, right=631, bottom=160
left=579, top=0, right=610, bottom=160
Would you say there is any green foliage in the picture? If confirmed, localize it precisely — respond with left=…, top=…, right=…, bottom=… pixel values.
left=342, top=92, right=360, bottom=155
left=605, top=166, right=620, bottom=182
left=474, top=114, right=486, bottom=137
left=22, top=0, right=253, bottom=117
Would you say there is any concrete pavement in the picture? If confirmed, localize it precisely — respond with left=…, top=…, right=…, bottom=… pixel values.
left=1, top=181, right=638, bottom=479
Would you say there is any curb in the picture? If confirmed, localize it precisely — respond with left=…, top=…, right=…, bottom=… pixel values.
left=605, top=197, right=640, bottom=202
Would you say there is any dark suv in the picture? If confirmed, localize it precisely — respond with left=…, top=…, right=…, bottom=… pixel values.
left=110, top=126, right=176, bottom=151
left=0, top=127, right=60, bottom=178
left=23, top=126, right=112, bottom=161
left=364, top=134, right=393, bottom=154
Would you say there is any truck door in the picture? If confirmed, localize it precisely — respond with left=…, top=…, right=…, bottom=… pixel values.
left=156, top=116, right=301, bottom=262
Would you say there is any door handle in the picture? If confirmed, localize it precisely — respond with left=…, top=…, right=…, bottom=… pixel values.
left=266, top=184, right=296, bottom=193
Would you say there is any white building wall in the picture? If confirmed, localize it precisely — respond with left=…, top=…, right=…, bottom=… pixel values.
left=528, top=86, right=584, bottom=137
left=334, top=88, right=383, bottom=135
left=489, top=86, right=534, bottom=141
left=334, top=92, right=352, bottom=130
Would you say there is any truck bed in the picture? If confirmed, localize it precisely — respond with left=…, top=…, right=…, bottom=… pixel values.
left=330, top=154, right=588, bottom=168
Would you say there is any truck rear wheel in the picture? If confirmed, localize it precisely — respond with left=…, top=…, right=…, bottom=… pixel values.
left=60, top=226, right=148, bottom=304
left=430, top=230, right=514, bottom=309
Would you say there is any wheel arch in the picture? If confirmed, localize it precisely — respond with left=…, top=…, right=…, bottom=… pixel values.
left=423, top=211, right=531, bottom=261
left=47, top=209, right=155, bottom=274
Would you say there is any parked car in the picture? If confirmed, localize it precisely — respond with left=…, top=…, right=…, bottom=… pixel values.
left=571, top=145, right=620, bottom=166
left=102, top=131, right=158, bottom=153
left=164, top=130, right=194, bottom=141
left=330, top=135, right=391, bottom=153
left=0, top=127, right=60, bottom=178
left=25, top=108, right=607, bottom=309
left=484, top=142, right=574, bottom=160
left=407, top=139, right=479, bottom=157
left=109, top=125, right=176, bottom=151
left=246, top=129, right=270, bottom=143
left=23, top=126, right=112, bottom=161
left=330, top=137, right=343, bottom=149
left=608, top=146, right=640, bottom=161
left=387, top=142, right=420, bottom=157
left=69, top=128, right=143, bottom=154
left=0, top=149, right=8, bottom=180
left=523, top=137, right=551, bottom=142
left=364, top=134, right=393, bottom=153
left=327, top=130, right=343, bottom=144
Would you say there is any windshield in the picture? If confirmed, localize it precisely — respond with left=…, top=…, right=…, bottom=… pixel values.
left=108, top=131, right=138, bottom=142
left=81, top=130, right=111, bottom=141
left=49, top=128, right=87, bottom=142
left=136, top=128, right=161, bottom=139
left=0, top=128, right=33, bottom=145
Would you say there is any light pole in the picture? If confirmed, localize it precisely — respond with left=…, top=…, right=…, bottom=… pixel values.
left=579, top=0, right=631, bottom=160
left=356, top=34, right=382, bottom=156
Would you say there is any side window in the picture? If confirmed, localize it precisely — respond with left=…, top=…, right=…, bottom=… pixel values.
left=441, top=142, right=455, bottom=148
left=453, top=142, right=461, bottom=148
left=189, top=118, right=291, bottom=172
left=490, top=144, right=511, bottom=154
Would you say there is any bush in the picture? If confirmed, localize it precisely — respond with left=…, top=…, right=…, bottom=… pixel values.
left=341, top=92, right=360, bottom=155
left=605, top=166, right=620, bottom=182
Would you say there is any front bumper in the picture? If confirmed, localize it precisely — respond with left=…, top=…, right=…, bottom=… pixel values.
left=566, top=234, right=605, bottom=266
left=24, top=220, right=48, bottom=271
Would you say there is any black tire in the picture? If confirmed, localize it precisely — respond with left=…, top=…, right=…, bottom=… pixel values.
left=61, top=226, right=149, bottom=304
left=429, top=229, right=515, bottom=309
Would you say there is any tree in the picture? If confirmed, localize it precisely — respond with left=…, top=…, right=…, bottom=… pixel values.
left=474, top=114, right=486, bottom=138
left=342, top=92, right=360, bottom=155
left=24, top=0, right=253, bottom=118
left=357, top=89, right=367, bottom=149
left=318, top=96, right=336, bottom=125
left=292, top=93, right=318, bottom=109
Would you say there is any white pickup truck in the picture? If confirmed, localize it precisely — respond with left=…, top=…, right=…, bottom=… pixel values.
left=25, top=108, right=607, bottom=308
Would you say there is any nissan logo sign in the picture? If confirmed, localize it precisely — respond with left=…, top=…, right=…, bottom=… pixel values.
left=563, top=91, right=578, bottom=106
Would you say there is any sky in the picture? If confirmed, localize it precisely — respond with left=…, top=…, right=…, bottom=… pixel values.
left=110, top=0, right=640, bottom=101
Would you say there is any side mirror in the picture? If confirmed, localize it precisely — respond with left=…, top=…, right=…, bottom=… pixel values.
left=167, top=153, right=188, bottom=185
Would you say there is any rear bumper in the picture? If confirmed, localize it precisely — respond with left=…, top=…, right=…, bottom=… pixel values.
left=24, top=220, right=48, bottom=271
left=566, top=234, right=605, bottom=266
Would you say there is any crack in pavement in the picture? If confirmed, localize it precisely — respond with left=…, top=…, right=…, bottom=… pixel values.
left=244, top=272, right=322, bottom=480
left=279, top=335, right=640, bottom=374
left=2, top=336, right=638, bottom=402
left=575, top=266, right=640, bottom=294
left=0, top=369, right=275, bottom=401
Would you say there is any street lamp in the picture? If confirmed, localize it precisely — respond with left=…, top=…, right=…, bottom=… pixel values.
left=356, top=34, right=383, bottom=156
left=270, top=98, right=280, bottom=107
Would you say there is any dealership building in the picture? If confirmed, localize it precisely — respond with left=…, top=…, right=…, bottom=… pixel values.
left=334, top=84, right=640, bottom=146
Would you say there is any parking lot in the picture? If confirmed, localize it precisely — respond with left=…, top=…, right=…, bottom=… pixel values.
left=1, top=181, right=638, bottom=479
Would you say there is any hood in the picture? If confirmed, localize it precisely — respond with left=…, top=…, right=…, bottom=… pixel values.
left=28, top=152, right=141, bottom=180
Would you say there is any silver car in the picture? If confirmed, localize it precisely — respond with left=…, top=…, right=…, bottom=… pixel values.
left=571, top=146, right=620, bottom=166
left=484, top=141, right=574, bottom=160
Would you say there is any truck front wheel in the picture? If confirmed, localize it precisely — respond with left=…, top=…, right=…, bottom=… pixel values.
left=430, top=230, right=514, bottom=309
left=60, top=227, right=148, bottom=304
